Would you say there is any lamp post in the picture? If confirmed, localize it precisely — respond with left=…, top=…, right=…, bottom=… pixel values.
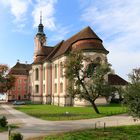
left=8, top=125, right=11, bottom=140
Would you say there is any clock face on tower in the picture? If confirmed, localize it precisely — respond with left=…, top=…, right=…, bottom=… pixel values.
left=39, top=36, right=46, bottom=45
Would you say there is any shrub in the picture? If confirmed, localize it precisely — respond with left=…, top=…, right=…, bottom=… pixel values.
left=110, top=98, right=123, bottom=104
left=0, top=116, right=8, bottom=127
left=10, top=132, right=23, bottom=140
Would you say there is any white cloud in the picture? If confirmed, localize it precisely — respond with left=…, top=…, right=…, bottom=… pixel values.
left=108, top=49, right=140, bottom=80
left=0, top=0, right=31, bottom=31
left=32, top=0, right=70, bottom=44
left=81, top=0, right=140, bottom=80
left=0, top=0, right=58, bottom=31
left=0, top=0, right=70, bottom=41
left=0, top=0, right=30, bottom=22
left=32, top=0, right=57, bottom=31
left=10, top=0, right=30, bottom=23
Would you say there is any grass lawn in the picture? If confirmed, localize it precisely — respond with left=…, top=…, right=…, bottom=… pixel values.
left=14, top=104, right=127, bottom=121
left=0, top=126, right=8, bottom=132
left=27, top=125, right=140, bottom=140
left=0, top=125, right=17, bottom=132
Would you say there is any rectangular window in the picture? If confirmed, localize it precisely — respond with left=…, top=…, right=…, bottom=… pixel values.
left=18, top=79, right=22, bottom=83
left=54, top=83, right=57, bottom=93
left=18, top=86, right=21, bottom=90
left=55, top=64, right=57, bottom=79
left=24, top=86, right=27, bottom=91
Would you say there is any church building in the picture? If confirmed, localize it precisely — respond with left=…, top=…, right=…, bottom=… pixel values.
left=8, top=15, right=128, bottom=106
left=28, top=17, right=127, bottom=106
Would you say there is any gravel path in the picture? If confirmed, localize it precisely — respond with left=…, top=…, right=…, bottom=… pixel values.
left=0, top=104, right=140, bottom=140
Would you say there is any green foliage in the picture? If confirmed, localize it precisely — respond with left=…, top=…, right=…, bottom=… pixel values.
left=128, top=68, right=140, bottom=84
left=0, top=116, right=8, bottom=127
left=10, top=132, right=23, bottom=140
left=123, top=68, right=140, bottom=119
left=65, top=51, right=116, bottom=114
left=124, top=84, right=140, bottom=118
left=65, top=51, right=84, bottom=81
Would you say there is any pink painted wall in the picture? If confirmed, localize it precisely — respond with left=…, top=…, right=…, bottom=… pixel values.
left=8, top=75, right=28, bottom=101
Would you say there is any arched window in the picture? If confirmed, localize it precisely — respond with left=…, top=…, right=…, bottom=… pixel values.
left=60, top=83, right=63, bottom=93
left=60, top=62, right=63, bottom=77
left=86, top=57, right=102, bottom=77
left=35, top=68, right=39, bottom=80
left=55, top=64, right=57, bottom=78
left=86, top=63, right=97, bottom=77
left=43, top=84, right=45, bottom=93
left=35, top=85, right=39, bottom=93
left=43, top=67, right=45, bottom=80
left=54, top=83, right=57, bottom=93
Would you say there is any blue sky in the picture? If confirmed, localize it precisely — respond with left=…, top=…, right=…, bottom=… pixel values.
left=0, top=0, right=140, bottom=80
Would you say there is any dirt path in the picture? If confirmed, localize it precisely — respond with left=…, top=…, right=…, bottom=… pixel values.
left=0, top=104, right=140, bottom=140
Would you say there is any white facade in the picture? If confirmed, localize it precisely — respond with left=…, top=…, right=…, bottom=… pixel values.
left=30, top=52, right=109, bottom=106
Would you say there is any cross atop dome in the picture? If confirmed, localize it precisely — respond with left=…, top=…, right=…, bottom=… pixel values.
left=40, top=11, right=42, bottom=24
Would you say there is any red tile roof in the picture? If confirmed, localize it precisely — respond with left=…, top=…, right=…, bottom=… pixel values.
left=51, top=26, right=108, bottom=59
left=33, top=26, right=109, bottom=63
left=108, top=74, right=128, bottom=85
left=9, top=62, right=31, bottom=75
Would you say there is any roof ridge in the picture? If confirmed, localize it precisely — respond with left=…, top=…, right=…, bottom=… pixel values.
left=45, top=40, right=64, bottom=61
left=65, top=26, right=102, bottom=44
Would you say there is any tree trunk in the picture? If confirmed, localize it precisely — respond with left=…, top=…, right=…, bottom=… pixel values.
left=91, top=101, right=100, bottom=114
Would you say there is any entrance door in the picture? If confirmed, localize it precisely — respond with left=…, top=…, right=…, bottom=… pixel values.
left=18, top=95, right=21, bottom=100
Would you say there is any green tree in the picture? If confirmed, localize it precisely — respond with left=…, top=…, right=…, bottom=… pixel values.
left=65, top=51, right=115, bottom=114
left=123, top=68, right=140, bottom=118
left=0, top=64, right=15, bottom=93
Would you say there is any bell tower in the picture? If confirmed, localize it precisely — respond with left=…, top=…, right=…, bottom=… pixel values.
left=34, top=12, right=47, bottom=61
